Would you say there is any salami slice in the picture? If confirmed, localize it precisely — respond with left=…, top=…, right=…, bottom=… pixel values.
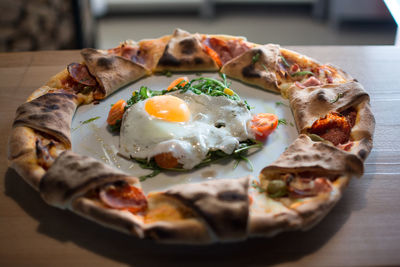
left=99, top=182, right=148, bottom=213
left=67, top=63, right=97, bottom=86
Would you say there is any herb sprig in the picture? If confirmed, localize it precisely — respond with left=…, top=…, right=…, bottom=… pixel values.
left=330, top=92, right=344, bottom=103
left=135, top=139, right=263, bottom=181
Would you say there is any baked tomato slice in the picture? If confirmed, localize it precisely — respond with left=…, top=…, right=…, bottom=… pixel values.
left=250, top=113, right=278, bottom=141
left=309, top=112, right=351, bottom=146
left=99, top=182, right=147, bottom=213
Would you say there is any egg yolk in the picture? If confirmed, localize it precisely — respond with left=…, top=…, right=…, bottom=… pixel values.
left=144, top=95, right=190, bottom=122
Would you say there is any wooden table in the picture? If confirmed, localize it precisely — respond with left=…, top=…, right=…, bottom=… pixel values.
left=1, top=47, right=399, bottom=266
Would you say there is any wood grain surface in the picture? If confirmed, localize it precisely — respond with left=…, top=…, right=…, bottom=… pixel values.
left=1, top=47, right=399, bottom=266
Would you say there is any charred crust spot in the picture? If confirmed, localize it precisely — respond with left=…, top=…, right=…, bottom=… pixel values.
left=179, top=39, right=197, bottom=55
left=218, top=191, right=246, bottom=202
left=97, top=57, right=115, bottom=69
left=47, top=97, right=60, bottom=104
left=316, top=91, right=327, bottom=102
left=194, top=57, right=204, bottom=65
left=44, top=104, right=60, bottom=111
left=158, top=49, right=181, bottom=67
left=242, top=65, right=261, bottom=78
left=67, top=162, right=80, bottom=170
left=30, top=102, right=41, bottom=107
left=28, top=114, right=50, bottom=122
left=358, top=149, right=367, bottom=160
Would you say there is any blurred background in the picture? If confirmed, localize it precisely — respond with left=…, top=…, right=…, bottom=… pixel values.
left=0, top=0, right=398, bottom=52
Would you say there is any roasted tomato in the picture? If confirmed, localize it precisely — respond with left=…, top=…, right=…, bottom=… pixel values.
left=154, top=152, right=180, bottom=169
left=309, top=112, right=351, bottom=146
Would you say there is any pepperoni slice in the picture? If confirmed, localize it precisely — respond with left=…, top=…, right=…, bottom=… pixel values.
left=67, top=63, right=97, bottom=86
left=99, top=182, right=147, bottom=213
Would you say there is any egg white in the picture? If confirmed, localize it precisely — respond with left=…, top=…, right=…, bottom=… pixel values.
left=119, top=91, right=254, bottom=169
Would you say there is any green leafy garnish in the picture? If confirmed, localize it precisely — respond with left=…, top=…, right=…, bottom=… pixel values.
left=135, top=139, right=263, bottom=181
left=278, top=118, right=288, bottom=126
left=330, top=92, right=344, bottom=103
left=252, top=52, right=260, bottom=64
left=289, top=122, right=294, bottom=127
left=280, top=55, right=290, bottom=68
left=81, top=116, right=100, bottom=124
left=109, top=119, right=122, bottom=132
left=291, top=71, right=314, bottom=77
left=275, top=101, right=289, bottom=107
left=261, top=63, right=269, bottom=73
left=72, top=116, right=101, bottom=131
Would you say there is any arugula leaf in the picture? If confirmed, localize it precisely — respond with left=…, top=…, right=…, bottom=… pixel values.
left=81, top=116, right=100, bottom=124
left=108, top=119, right=121, bottom=132
left=280, top=55, right=290, bottom=68
left=330, top=92, right=344, bottom=103
left=252, top=52, right=260, bottom=64
left=261, top=63, right=269, bottom=73
left=275, top=101, right=289, bottom=107
left=278, top=118, right=288, bottom=126
left=291, top=71, right=314, bottom=77
left=132, top=139, right=263, bottom=178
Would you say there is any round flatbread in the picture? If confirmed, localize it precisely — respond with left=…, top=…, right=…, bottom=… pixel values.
left=7, top=28, right=375, bottom=244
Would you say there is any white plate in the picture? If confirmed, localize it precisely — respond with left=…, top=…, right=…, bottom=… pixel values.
left=71, top=73, right=298, bottom=193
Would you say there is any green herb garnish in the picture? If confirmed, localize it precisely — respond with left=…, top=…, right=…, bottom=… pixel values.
left=72, top=116, right=101, bottom=131
left=280, top=55, right=290, bottom=68
left=275, top=101, right=289, bottom=107
left=109, top=119, right=122, bottom=132
left=81, top=116, right=100, bottom=124
left=252, top=52, right=260, bottom=64
left=330, top=92, right=344, bottom=103
left=291, top=71, right=314, bottom=77
left=135, top=139, right=263, bottom=181
left=261, top=63, right=269, bottom=73
left=278, top=118, right=288, bottom=126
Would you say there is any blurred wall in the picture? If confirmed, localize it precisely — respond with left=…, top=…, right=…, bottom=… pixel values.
left=0, top=0, right=95, bottom=52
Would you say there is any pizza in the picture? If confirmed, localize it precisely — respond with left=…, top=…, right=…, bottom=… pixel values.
left=7, top=28, right=375, bottom=244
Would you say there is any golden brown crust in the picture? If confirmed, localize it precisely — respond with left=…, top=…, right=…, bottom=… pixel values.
left=13, top=92, right=78, bottom=148
left=81, top=48, right=149, bottom=99
left=220, top=44, right=281, bottom=93
left=155, top=29, right=219, bottom=72
left=164, top=177, right=250, bottom=241
left=261, top=134, right=364, bottom=177
left=138, top=35, right=171, bottom=71
left=39, top=151, right=139, bottom=208
left=288, top=81, right=375, bottom=161
left=7, top=29, right=375, bottom=243
left=288, top=81, right=369, bottom=132
left=8, top=127, right=46, bottom=190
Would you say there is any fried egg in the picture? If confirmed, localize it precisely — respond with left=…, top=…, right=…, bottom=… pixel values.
left=119, top=90, right=254, bottom=169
